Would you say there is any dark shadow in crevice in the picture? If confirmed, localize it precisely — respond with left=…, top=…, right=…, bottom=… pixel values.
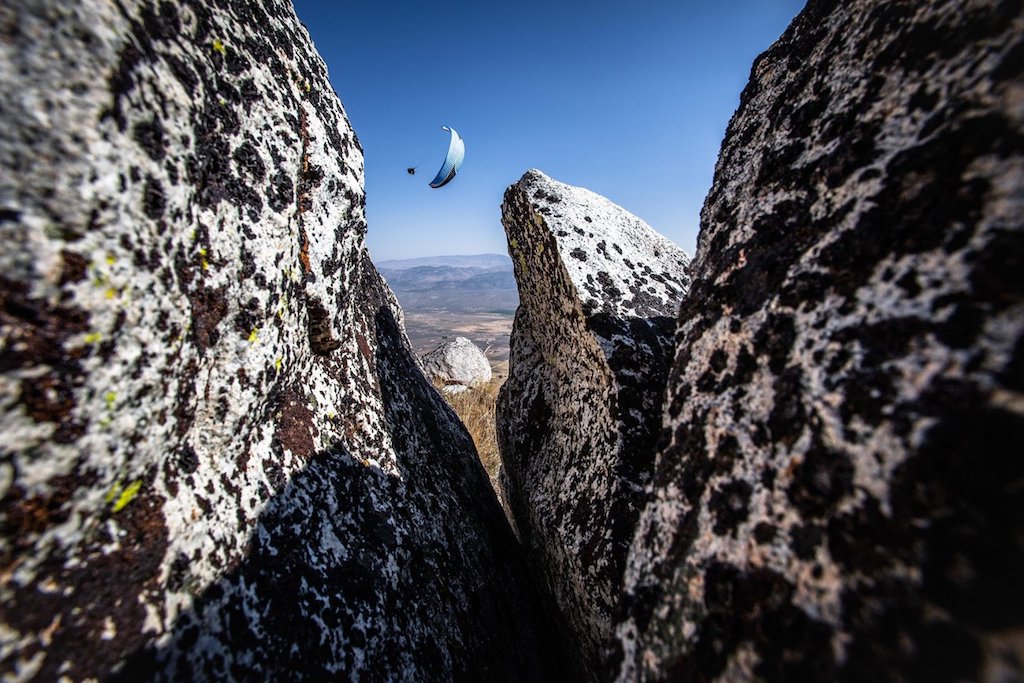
left=496, top=308, right=679, bottom=679
left=111, top=303, right=572, bottom=681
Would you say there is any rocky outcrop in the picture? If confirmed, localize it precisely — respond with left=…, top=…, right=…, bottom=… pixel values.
left=497, top=170, right=690, bottom=675
left=420, top=336, right=493, bottom=388
left=0, top=1, right=550, bottom=680
left=615, top=0, right=1024, bottom=680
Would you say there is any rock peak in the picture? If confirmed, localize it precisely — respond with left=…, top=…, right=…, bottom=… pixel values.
left=506, top=171, right=690, bottom=322
left=498, top=171, right=689, bottom=676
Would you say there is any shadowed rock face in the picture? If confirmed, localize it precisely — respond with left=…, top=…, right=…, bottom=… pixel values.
left=0, top=1, right=548, bottom=679
left=615, top=0, right=1024, bottom=680
left=498, top=170, right=690, bottom=676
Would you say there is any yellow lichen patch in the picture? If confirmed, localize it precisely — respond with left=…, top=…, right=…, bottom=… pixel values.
left=111, top=480, right=142, bottom=513
left=198, top=247, right=207, bottom=256
left=104, top=481, right=123, bottom=504
left=537, top=243, right=545, bottom=255
left=509, top=238, right=519, bottom=250
left=211, top=39, right=226, bottom=55
left=304, top=80, right=311, bottom=93
left=105, top=287, right=118, bottom=300
left=104, top=391, right=117, bottom=407
left=84, top=332, right=102, bottom=344
left=274, top=357, right=283, bottom=371
left=201, top=258, right=209, bottom=271
left=105, top=254, right=117, bottom=266
left=248, top=328, right=259, bottom=343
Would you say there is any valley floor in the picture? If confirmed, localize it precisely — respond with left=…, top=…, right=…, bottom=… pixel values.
left=403, top=309, right=514, bottom=378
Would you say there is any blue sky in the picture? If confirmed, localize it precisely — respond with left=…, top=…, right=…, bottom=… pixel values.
left=292, top=0, right=805, bottom=261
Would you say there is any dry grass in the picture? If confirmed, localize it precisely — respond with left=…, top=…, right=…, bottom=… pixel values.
left=436, top=378, right=504, bottom=493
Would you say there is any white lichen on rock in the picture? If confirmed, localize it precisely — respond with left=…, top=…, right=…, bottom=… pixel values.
left=615, top=1, right=1024, bottom=680
left=498, top=170, right=690, bottom=676
left=0, top=1, right=547, bottom=679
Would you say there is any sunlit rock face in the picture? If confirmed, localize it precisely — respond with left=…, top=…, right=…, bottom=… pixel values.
left=497, top=169, right=690, bottom=676
left=421, top=336, right=493, bottom=388
left=615, top=0, right=1024, bottom=680
left=0, top=1, right=549, bottom=679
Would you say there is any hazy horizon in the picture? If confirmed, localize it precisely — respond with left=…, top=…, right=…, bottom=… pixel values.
left=292, top=1, right=806, bottom=261
left=374, top=252, right=511, bottom=266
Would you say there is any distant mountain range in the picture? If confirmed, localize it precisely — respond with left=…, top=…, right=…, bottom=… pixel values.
left=376, top=254, right=512, bottom=271
left=379, top=266, right=516, bottom=292
left=375, top=254, right=519, bottom=314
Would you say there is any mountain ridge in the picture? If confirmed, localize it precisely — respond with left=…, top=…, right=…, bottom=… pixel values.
left=375, top=253, right=512, bottom=271
left=377, top=253, right=519, bottom=315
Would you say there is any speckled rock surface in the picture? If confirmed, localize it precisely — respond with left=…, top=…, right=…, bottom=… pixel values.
left=0, top=1, right=550, bottom=680
left=615, top=1, right=1024, bottom=680
left=497, top=170, right=690, bottom=676
left=420, top=336, right=492, bottom=387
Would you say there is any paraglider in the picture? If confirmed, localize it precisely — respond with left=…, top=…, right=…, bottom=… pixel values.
left=407, top=126, right=464, bottom=188
left=429, top=126, right=464, bottom=188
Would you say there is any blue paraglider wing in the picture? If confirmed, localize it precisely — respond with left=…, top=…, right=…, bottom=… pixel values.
left=429, top=126, right=465, bottom=188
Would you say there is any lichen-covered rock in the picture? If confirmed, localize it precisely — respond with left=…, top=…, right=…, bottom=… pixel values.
left=497, top=170, right=690, bottom=675
left=616, top=1, right=1024, bottom=680
left=0, top=2, right=550, bottom=680
left=420, top=336, right=493, bottom=387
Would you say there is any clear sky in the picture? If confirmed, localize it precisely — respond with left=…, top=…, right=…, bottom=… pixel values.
left=291, top=0, right=806, bottom=262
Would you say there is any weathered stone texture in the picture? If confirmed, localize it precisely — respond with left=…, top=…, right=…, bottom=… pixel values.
left=0, top=1, right=547, bottom=680
left=498, top=170, right=690, bottom=676
left=421, top=336, right=493, bottom=388
left=616, top=0, right=1024, bottom=680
